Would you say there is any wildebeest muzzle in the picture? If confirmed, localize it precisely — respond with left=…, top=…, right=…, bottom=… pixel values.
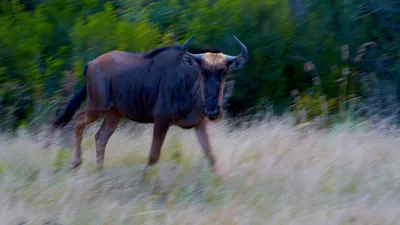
left=203, top=105, right=220, bottom=120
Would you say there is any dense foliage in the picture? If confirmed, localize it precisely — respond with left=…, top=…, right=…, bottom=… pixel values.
left=0, top=0, right=399, bottom=131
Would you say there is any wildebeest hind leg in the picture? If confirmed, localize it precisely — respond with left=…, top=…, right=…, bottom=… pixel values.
left=194, top=121, right=216, bottom=172
left=71, top=109, right=103, bottom=169
left=94, top=108, right=122, bottom=170
left=141, top=120, right=170, bottom=182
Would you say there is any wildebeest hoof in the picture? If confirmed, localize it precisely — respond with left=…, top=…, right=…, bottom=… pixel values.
left=140, top=166, right=151, bottom=183
left=42, top=142, right=51, bottom=149
left=70, top=160, right=82, bottom=170
left=96, top=165, right=104, bottom=171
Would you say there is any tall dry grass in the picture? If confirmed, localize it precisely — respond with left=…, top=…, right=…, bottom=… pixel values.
left=1, top=118, right=400, bottom=225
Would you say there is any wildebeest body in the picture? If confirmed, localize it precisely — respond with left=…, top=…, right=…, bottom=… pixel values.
left=47, top=35, right=248, bottom=176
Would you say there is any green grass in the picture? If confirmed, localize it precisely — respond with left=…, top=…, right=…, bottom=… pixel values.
left=1, top=119, right=400, bottom=224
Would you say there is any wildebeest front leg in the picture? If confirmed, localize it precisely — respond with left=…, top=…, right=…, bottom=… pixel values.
left=195, top=121, right=216, bottom=172
left=141, top=120, right=170, bottom=181
left=94, top=109, right=122, bottom=170
left=148, top=120, right=170, bottom=166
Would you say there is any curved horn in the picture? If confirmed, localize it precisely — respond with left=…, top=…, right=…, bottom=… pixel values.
left=223, top=35, right=248, bottom=63
left=182, top=34, right=196, bottom=51
left=182, top=34, right=205, bottom=61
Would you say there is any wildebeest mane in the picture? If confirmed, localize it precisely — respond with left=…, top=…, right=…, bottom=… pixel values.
left=143, top=46, right=181, bottom=59
left=142, top=43, right=223, bottom=59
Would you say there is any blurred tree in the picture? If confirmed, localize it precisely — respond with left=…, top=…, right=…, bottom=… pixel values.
left=0, top=0, right=399, bottom=131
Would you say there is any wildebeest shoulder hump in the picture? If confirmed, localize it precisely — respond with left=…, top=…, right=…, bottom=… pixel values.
left=143, top=46, right=182, bottom=59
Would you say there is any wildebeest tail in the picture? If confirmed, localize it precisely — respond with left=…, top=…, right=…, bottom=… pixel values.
left=53, top=65, right=88, bottom=128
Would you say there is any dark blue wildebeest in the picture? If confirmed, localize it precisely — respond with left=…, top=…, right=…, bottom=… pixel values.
left=47, top=34, right=248, bottom=175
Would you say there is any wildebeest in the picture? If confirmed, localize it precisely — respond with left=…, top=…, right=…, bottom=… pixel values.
left=48, top=34, right=248, bottom=174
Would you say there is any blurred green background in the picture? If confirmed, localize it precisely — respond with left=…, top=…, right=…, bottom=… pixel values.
left=0, top=0, right=399, bottom=132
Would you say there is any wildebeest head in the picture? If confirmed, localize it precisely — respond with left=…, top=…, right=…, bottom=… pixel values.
left=180, top=34, right=248, bottom=120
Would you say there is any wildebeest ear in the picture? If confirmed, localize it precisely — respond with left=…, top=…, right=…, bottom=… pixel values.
left=227, top=56, right=247, bottom=71
left=181, top=53, right=200, bottom=67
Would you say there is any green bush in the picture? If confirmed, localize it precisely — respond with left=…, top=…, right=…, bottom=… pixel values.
left=0, top=0, right=398, bottom=131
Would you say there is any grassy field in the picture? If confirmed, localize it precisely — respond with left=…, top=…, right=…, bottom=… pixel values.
left=1, top=118, right=400, bottom=225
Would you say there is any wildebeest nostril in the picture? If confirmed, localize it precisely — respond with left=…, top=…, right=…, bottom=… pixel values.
left=203, top=106, right=219, bottom=118
left=208, top=115, right=218, bottom=120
